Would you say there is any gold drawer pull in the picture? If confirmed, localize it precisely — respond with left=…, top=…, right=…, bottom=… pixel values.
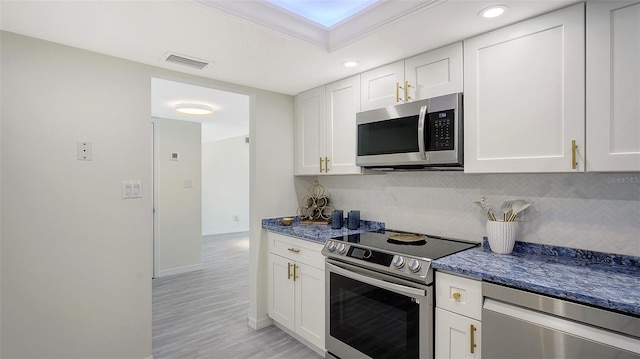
left=571, top=139, right=578, bottom=169
left=470, top=324, right=477, bottom=354
left=404, top=80, right=412, bottom=102
left=287, top=262, right=292, bottom=280
left=396, top=82, right=401, bottom=102
left=319, top=157, right=324, bottom=173
left=288, top=248, right=300, bottom=253
left=293, top=264, right=299, bottom=281
left=452, top=292, right=461, bottom=300
left=325, top=157, right=330, bottom=172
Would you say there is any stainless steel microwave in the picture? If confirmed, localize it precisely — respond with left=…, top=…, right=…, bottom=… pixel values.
left=356, top=93, right=463, bottom=170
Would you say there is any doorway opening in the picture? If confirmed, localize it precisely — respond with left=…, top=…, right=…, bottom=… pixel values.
left=151, top=78, right=250, bottom=278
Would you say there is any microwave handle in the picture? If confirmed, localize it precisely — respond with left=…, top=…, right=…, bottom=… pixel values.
left=417, top=105, right=428, bottom=160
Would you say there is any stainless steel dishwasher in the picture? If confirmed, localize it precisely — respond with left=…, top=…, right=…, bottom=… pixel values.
left=482, top=282, right=640, bottom=359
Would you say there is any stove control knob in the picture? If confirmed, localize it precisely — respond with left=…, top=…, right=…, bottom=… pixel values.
left=408, top=259, right=422, bottom=273
left=326, top=241, right=336, bottom=252
left=337, top=243, right=347, bottom=254
left=363, top=249, right=373, bottom=259
left=393, top=256, right=405, bottom=269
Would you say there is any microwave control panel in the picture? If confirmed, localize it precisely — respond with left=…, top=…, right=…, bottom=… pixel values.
left=427, top=109, right=455, bottom=151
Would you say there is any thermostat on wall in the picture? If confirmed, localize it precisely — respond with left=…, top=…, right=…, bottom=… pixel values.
left=170, top=152, right=179, bottom=161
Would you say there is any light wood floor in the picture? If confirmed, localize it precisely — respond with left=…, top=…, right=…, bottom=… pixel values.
left=152, top=232, right=323, bottom=359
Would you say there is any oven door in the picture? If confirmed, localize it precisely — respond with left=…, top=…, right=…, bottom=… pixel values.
left=325, top=259, right=433, bottom=359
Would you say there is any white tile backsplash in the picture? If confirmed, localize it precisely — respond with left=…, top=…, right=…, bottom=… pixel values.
left=297, top=172, right=640, bottom=256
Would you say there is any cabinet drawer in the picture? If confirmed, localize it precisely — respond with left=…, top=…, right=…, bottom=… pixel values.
left=267, top=232, right=325, bottom=268
left=436, top=271, right=482, bottom=321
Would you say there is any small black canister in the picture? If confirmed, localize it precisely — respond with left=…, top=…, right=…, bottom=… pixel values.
left=347, top=210, right=360, bottom=230
left=331, top=210, right=344, bottom=229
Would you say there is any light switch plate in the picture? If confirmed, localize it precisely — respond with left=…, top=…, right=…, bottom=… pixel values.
left=122, top=180, right=142, bottom=199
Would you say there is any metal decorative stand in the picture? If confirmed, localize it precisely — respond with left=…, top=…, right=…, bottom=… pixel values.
left=296, top=180, right=335, bottom=222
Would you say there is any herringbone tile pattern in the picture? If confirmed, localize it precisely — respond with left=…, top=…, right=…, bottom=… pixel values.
left=313, top=172, right=640, bottom=256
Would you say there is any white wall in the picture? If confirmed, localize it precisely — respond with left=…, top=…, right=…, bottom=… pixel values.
left=248, top=92, right=296, bottom=330
left=154, top=118, right=202, bottom=276
left=202, top=135, right=250, bottom=236
left=1, top=31, right=297, bottom=358
left=315, top=172, right=640, bottom=256
left=1, top=32, right=152, bottom=358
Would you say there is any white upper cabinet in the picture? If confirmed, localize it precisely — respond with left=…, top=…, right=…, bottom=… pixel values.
left=294, top=75, right=362, bottom=175
left=464, top=4, right=585, bottom=173
left=294, top=86, right=325, bottom=175
left=586, top=1, right=640, bottom=172
left=405, top=42, right=463, bottom=103
left=360, top=60, right=404, bottom=111
left=361, top=42, right=463, bottom=111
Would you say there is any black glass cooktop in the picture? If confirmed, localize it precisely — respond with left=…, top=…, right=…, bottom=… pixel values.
left=329, top=229, right=478, bottom=260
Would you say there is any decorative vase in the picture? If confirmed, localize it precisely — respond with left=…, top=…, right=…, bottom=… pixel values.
left=486, top=221, right=519, bottom=254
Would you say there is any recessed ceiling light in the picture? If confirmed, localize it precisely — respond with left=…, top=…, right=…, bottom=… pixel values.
left=342, top=60, right=360, bottom=68
left=174, top=103, right=214, bottom=116
left=480, top=5, right=508, bottom=19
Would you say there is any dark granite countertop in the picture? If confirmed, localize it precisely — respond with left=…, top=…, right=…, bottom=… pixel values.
left=263, top=218, right=639, bottom=317
left=433, top=240, right=640, bottom=317
left=262, top=217, right=385, bottom=243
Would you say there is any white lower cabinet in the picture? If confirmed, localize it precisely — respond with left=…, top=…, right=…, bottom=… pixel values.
left=435, top=272, right=482, bottom=359
left=267, top=232, right=325, bottom=352
left=436, top=308, right=481, bottom=359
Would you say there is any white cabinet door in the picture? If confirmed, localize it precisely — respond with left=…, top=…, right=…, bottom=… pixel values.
left=464, top=3, right=585, bottom=173
left=436, top=308, right=481, bottom=359
left=405, top=41, right=463, bottom=102
left=325, top=75, right=362, bottom=175
left=361, top=60, right=404, bottom=111
left=295, top=86, right=325, bottom=175
left=294, top=262, right=325, bottom=350
left=267, top=254, right=295, bottom=331
left=587, top=2, right=640, bottom=172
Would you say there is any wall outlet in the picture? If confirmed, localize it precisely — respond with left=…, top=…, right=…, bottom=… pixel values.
left=77, top=141, right=92, bottom=161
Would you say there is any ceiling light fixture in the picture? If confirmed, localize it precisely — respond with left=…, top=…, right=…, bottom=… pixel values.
left=342, top=60, right=360, bottom=68
left=174, top=103, right=214, bottom=116
left=480, top=5, right=508, bottom=18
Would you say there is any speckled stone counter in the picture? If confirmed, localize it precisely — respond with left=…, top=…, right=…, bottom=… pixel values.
left=433, top=239, right=640, bottom=317
left=262, top=217, right=385, bottom=243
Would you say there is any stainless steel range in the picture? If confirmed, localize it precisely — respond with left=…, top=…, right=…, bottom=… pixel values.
left=322, top=230, right=478, bottom=359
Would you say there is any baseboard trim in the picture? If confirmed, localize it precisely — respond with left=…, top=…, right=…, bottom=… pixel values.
left=202, top=230, right=250, bottom=237
left=158, top=263, right=204, bottom=277
left=247, top=315, right=273, bottom=330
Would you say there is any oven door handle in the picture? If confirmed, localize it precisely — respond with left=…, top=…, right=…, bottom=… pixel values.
left=417, top=104, right=428, bottom=160
left=327, top=262, right=426, bottom=298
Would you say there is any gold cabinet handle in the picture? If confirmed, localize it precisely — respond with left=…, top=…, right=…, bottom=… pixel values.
left=287, top=247, right=300, bottom=253
left=293, top=264, right=299, bottom=281
left=287, top=262, right=292, bottom=280
left=470, top=324, right=477, bottom=354
left=571, top=139, right=578, bottom=170
left=319, top=157, right=324, bottom=173
left=404, top=80, right=412, bottom=102
left=452, top=292, right=461, bottom=300
left=325, top=157, right=330, bottom=172
left=396, top=82, right=401, bottom=102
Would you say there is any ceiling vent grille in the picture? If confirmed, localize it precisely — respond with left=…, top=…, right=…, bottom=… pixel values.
left=164, top=53, right=209, bottom=70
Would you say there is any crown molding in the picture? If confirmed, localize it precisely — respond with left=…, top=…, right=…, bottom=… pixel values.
left=189, top=0, right=446, bottom=52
